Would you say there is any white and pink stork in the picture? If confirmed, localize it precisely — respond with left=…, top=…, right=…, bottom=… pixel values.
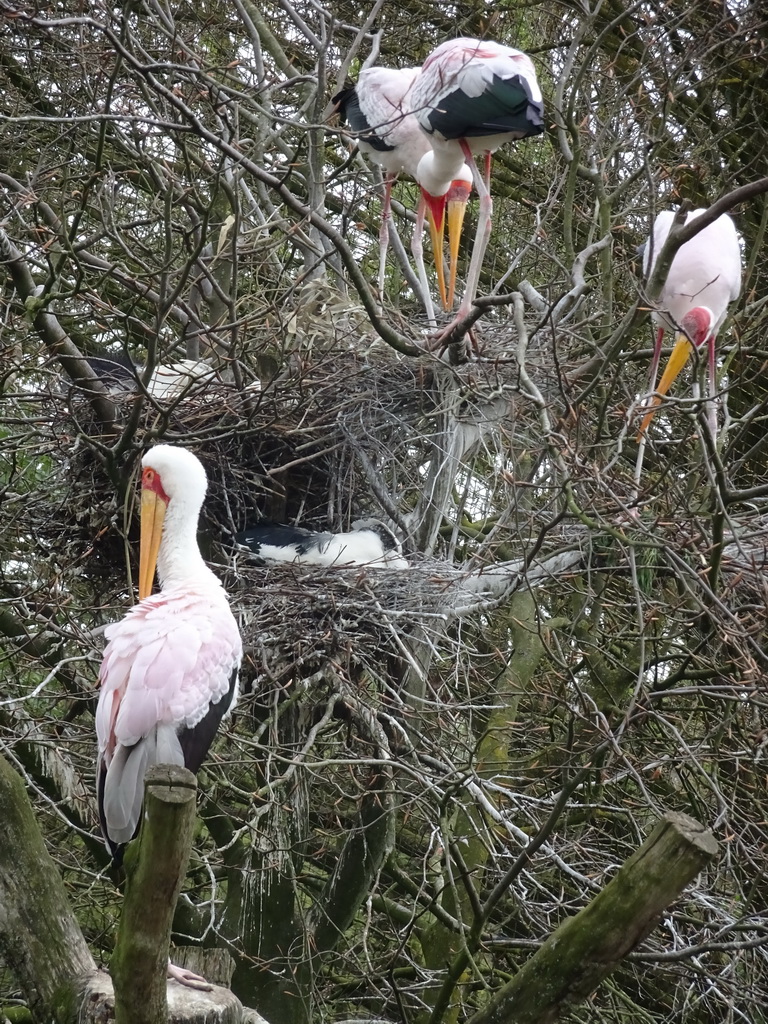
left=334, top=67, right=472, bottom=322
left=637, top=209, right=742, bottom=439
left=96, top=445, right=242, bottom=985
left=410, top=37, right=545, bottom=345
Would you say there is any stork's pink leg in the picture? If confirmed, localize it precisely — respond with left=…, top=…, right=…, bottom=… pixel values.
left=377, top=176, right=394, bottom=296
left=456, top=144, right=493, bottom=323
left=648, top=327, right=665, bottom=394
left=411, top=194, right=437, bottom=326
left=637, top=326, right=666, bottom=434
left=707, top=332, right=718, bottom=441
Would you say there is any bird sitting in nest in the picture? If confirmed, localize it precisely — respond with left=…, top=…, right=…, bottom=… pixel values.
left=86, top=355, right=222, bottom=400
left=235, top=519, right=408, bottom=569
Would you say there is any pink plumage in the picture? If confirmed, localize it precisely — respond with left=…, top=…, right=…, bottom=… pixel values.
left=96, top=446, right=242, bottom=860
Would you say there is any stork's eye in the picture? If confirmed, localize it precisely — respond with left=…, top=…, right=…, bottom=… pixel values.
left=142, top=466, right=171, bottom=504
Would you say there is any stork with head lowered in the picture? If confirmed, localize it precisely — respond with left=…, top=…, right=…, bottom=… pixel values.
left=637, top=209, right=742, bottom=440
left=334, top=66, right=472, bottom=323
left=409, top=37, right=545, bottom=346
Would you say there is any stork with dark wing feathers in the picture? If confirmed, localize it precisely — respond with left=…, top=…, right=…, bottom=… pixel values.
left=236, top=519, right=408, bottom=569
left=96, top=444, right=242, bottom=989
left=334, top=67, right=472, bottom=321
left=409, top=37, right=544, bottom=347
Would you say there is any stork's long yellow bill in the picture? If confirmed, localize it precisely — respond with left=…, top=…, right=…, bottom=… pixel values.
left=637, top=333, right=694, bottom=440
left=139, top=488, right=167, bottom=599
left=446, top=194, right=468, bottom=309
left=426, top=208, right=449, bottom=311
left=424, top=182, right=470, bottom=312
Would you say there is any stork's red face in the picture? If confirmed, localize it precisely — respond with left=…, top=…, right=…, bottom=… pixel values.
left=422, top=178, right=471, bottom=310
left=637, top=306, right=715, bottom=439
left=654, top=307, right=715, bottom=396
left=139, top=466, right=170, bottom=600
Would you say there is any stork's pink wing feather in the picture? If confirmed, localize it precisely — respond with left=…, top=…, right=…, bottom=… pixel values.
left=416, top=38, right=542, bottom=106
left=96, top=583, right=242, bottom=759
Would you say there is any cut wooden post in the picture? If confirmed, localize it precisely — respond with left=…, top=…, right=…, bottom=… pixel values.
left=468, top=812, right=719, bottom=1024
left=111, top=763, right=199, bottom=1024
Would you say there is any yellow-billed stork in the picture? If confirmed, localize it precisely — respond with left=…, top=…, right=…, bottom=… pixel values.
left=96, top=445, right=242, bottom=986
left=334, top=67, right=472, bottom=321
left=409, top=37, right=545, bottom=345
left=637, top=209, right=742, bottom=439
left=96, top=445, right=241, bottom=856
left=236, top=518, right=408, bottom=569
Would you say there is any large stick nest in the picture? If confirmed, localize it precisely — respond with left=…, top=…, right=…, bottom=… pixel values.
left=23, top=343, right=519, bottom=701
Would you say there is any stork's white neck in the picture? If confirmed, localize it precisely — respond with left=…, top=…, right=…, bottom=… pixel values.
left=416, top=147, right=471, bottom=197
left=156, top=494, right=219, bottom=592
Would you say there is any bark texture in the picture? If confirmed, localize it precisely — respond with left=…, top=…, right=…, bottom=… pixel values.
left=468, top=813, right=719, bottom=1024
left=0, top=752, right=96, bottom=1021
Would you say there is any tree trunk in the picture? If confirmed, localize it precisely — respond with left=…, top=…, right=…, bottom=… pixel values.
left=0, top=752, right=96, bottom=1022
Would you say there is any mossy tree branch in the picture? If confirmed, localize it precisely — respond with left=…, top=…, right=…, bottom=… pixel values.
left=0, top=752, right=96, bottom=1022
left=0, top=225, right=118, bottom=432
left=466, top=813, right=718, bottom=1024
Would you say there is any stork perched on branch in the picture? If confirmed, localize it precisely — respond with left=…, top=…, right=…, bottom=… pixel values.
left=637, top=209, right=742, bottom=440
left=96, top=445, right=242, bottom=988
left=409, top=37, right=545, bottom=347
left=334, top=67, right=472, bottom=322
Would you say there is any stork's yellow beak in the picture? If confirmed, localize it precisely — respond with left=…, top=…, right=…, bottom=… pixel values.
left=423, top=179, right=471, bottom=311
left=425, top=202, right=449, bottom=311
left=637, top=333, right=693, bottom=440
left=139, top=488, right=166, bottom=599
left=446, top=181, right=470, bottom=309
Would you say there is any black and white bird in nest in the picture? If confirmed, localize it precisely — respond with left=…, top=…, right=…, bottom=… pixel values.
left=235, top=519, right=408, bottom=569
left=87, top=354, right=223, bottom=399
